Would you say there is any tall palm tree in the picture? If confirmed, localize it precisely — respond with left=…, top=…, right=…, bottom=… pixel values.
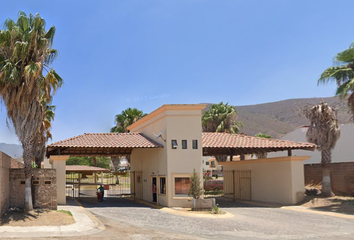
left=319, top=42, right=354, bottom=115
left=202, top=102, right=242, bottom=161
left=303, top=101, right=340, bottom=197
left=110, top=107, right=147, bottom=183
left=0, top=12, right=62, bottom=211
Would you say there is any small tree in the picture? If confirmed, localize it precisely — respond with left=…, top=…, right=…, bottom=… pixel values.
left=188, top=169, right=202, bottom=199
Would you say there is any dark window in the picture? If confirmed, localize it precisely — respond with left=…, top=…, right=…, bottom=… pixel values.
left=211, top=161, right=216, bottom=167
left=44, top=181, right=51, bottom=185
left=171, top=140, right=178, bottom=149
left=182, top=140, right=187, bottom=149
left=192, top=140, right=198, bottom=149
left=160, top=177, right=166, bottom=194
left=175, top=177, right=191, bottom=196
left=206, top=161, right=209, bottom=165
left=32, top=180, right=39, bottom=185
left=20, top=181, right=25, bottom=185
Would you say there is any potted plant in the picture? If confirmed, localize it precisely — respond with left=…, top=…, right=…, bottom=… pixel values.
left=188, top=169, right=215, bottom=210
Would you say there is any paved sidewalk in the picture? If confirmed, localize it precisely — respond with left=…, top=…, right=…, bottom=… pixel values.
left=0, top=199, right=103, bottom=238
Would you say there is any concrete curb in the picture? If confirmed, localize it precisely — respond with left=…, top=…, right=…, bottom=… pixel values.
left=0, top=200, right=104, bottom=238
left=135, top=199, right=233, bottom=219
left=282, top=205, right=354, bottom=220
left=74, top=199, right=105, bottom=230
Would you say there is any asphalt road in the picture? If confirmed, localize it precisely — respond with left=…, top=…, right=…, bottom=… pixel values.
left=78, top=197, right=354, bottom=240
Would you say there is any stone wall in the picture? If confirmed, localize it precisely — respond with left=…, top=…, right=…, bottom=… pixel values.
left=9, top=168, right=57, bottom=210
left=305, top=162, right=354, bottom=196
left=0, top=152, right=11, bottom=216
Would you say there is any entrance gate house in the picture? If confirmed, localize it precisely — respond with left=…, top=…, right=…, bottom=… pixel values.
left=65, top=168, right=143, bottom=202
left=223, top=170, right=251, bottom=201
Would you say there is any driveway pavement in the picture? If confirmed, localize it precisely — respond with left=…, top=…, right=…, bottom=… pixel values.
left=78, top=197, right=354, bottom=240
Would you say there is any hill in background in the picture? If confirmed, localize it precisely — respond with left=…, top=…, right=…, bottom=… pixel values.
left=0, top=143, right=23, bottom=158
left=234, top=96, right=352, bottom=138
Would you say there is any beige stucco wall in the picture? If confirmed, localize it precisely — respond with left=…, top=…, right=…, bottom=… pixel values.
left=222, top=156, right=309, bottom=205
left=0, top=152, right=11, bottom=215
left=49, top=155, right=70, bottom=205
left=129, top=105, right=205, bottom=207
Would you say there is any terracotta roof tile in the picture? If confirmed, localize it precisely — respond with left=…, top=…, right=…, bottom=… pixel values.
left=48, top=133, right=163, bottom=149
left=202, top=132, right=315, bottom=150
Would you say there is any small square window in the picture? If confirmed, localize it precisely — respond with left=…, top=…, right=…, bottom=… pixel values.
left=44, top=180, right=52, bottom=185
left=20, top=181, right=25, bottom=185
left=171, top=140, right=178, bottom=149
left=206, top=161, right=209, bottom=165
left=182, top=140, right=187, bottom=149
left=192, top=140, right=198, bottom=149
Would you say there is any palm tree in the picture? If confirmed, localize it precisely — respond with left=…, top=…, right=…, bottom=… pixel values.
left=34, top=95, right=56, bottom=167
left=202, top=102, right=242, bottom=161
left=202, top=102, right=242, bottom=133
left=111, top=107, right=147, bottom=133
left=110, top=107, right=147, bottom=183
left=303, top=101, right=340, bottom=197
left=0, top=12, right=63, bottom=211
left=319, top=42, right=354, bottom=115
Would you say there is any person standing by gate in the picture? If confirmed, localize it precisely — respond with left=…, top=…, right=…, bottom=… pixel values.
left=98, top=185, right=104, bottom=201
left=152, top=183, right=157, bottom=202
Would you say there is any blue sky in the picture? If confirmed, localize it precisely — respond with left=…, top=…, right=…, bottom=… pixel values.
left=1, top=0, right=354, bottom=144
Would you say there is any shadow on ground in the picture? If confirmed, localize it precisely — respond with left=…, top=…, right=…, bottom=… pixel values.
left=301, top=196, right=354, bottom=215
left=0, top=209, right=48, bottom=225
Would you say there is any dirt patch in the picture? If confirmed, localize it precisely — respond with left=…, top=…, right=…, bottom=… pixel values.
left=300, top=196, right=354, bottom=215
left=0, top=209, right=75, bottom=227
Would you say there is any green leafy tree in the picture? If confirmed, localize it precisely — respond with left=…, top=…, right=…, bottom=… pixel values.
left=303, top=101, right=340, bottom=197
left=0, top=12, right=63, bottom=211
left=255, top=133, right=271, bottom=139
left=188, top=169, right=202, bottom=199
left=66, top=156, right=111, bottom=169
left=318, top=41, right=354, bottom=115
left=110, top=107, right=146, bottom=183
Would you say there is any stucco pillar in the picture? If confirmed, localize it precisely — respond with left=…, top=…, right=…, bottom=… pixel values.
left=50, top=155, right=70, bottom=205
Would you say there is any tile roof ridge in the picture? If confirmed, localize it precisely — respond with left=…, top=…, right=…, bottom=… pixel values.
left=49, top=133, right=86, bottom=146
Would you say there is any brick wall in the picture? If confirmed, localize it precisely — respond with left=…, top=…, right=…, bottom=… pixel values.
left=305, top=162, right=354, bottom=196
left=9, top=168, right=57, bottom=210
left=11, top=158, right=24, bottom=168
left=0, top=152, right=11, bottom=216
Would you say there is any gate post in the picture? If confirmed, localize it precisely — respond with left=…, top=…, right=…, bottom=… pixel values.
left=232, top=170, right=236, bottom=202
left=133, top=171, right=136, bottom=201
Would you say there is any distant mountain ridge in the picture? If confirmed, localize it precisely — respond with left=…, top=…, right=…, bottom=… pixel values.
left=234, top=96, right=352, bottom=138
left=0, top=97, right=351, bottom=155
left=0, top=143, right=22, bottom=158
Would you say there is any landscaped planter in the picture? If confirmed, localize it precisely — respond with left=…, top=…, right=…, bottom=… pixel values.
left=192, top=198, right=216, bottom=211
